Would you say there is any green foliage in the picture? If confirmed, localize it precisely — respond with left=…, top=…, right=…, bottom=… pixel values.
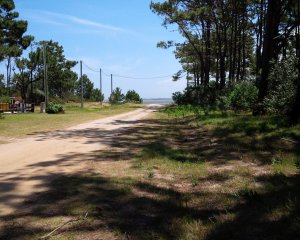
left=173, top=82, right=258, bottom=113
left=233, top=188, right=259, bottom=201
left=41, top=41, right=77, bottom=99
left=0, top=95, right=10, bottom=103
left=172, top=82, right=218, bottom=108
left=11, top=41, right=78, bottom=103
left=146, top=167, right=154, bottom=179
left=217, top=94, right=231, bottom=112
left=0, top=74, right=6, bottom=96
left=263, top=58, right=297, bottom=115
left=0, top=0, right=34, bottom=61
left=125, top=90, right=142, bottom=103
left=91, top=88, right=104, bottom=102
left=109, top=87, right=125, bottom=104
left=229, top=82, right=258, bottom=112
left=164, top=104, right=201, bottom=118
left=46, top=102, right=64, bottom=114
left=75, top=74, right=93, bottom=100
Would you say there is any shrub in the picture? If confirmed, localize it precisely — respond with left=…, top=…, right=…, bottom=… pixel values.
left=0, top=95, right=10, bottom=103
left=46, top=102, right=64, bottom=114
left=91, top=89, right=104, bottom=102
left=125, top=90, right=142, bottom=103
left=109, top=87, right=125, bottom=104
left=172, top=82, right=219, bottom=107
left=172, top=91, right=185, bottom=105
left=230, top=82, right=258, bottom=112
left=263, top=58, right=297, bottom=115
left=217, top=94, right=231, bottom=112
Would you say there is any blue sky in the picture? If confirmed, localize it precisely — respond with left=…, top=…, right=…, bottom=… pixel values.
left=8, top=0, right=186, bottom=99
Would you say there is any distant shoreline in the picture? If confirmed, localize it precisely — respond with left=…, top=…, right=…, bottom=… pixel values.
left=143, top=98, right=173, bottom=105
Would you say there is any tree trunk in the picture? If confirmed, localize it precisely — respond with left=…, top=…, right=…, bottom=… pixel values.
left=289, top=3, right=300, bottom=122
left=256, top=0, right=265, bottom=85
left=205, top=21, right=211, bottom=85
left=258, top=0, right=282, bottom=105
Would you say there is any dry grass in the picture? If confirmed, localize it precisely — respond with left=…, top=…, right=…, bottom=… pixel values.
left=0, top=102, right=142, bottom=139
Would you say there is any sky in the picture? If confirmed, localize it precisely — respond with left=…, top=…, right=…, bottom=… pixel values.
left=7, top=0, right=186, bottom=99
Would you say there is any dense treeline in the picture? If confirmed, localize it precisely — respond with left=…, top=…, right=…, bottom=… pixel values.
left=151, top=0, right=300, bottom=121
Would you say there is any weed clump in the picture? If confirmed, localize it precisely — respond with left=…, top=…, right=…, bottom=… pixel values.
left=46, top=102, right=65, bottom=114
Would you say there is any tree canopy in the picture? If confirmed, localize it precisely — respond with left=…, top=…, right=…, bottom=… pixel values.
left=151, top=0, right=300, bottom=121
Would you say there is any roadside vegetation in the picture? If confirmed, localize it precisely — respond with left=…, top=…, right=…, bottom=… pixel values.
left=0, top=102, right=141, bottom=139
left=1, top=107, right=299, bottom=240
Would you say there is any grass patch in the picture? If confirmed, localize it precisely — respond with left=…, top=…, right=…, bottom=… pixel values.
left=0, top=102, right=142, bottom=138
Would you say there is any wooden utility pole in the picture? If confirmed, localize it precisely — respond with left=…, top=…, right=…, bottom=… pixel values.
left=111, top=74, right=113, bottom=95
left=80, top=61, right=83, bottom=108
left=43, top=43, right=48, bottom=108
left=100, top=68, right=102, bottom=105
left=100, top=68, right=102, bottom=94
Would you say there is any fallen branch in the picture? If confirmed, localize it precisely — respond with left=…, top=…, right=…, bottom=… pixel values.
left=39, top=212, right=88, bottom=240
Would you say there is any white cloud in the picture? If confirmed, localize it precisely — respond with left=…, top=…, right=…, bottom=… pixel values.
left=24, top=9, right=131, bottom=34
left=67, top=16, right=125, bottom=32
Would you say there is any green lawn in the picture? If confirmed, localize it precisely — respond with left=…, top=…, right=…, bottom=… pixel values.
left=0, top=102, right=142, bottom=138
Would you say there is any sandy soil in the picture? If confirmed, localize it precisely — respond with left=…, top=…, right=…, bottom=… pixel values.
left=0, top=104, right=161, bottom=216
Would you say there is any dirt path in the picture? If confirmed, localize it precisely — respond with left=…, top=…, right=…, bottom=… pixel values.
left=0, top=104, right=160, bottom=216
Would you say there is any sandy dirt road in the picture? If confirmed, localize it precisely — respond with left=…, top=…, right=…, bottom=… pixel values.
left=0, top=105, right=160, bottom=216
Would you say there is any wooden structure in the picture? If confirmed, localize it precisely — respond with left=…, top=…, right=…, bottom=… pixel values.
left=0, top=97, right=34, bottom=113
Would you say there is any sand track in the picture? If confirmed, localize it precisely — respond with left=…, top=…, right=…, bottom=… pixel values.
left=0, top=105, right=160, bottom=216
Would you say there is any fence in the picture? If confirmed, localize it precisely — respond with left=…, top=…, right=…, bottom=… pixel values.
left=0, top=102, right=34, bottom=113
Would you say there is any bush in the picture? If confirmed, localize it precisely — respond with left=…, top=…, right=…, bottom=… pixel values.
left=0, top=95, right=10, bottom=103
left=109, top=87, right=125, bottom=104
left=172, top=82, right=219, bottom=107
left=125, top=90, right=142, bottom=103
left=230, top=82, right=258, bottom=112
left=263, top=58, right=297, bottom=115
left=91, top=89, right=104, bottom=102
left=46, top=102, right=64, bottom=114
left=172, top=91, right=185, bottom=105
left=172, top=81, right=258, bottom=113
left=217, top=94, right=231, bottom=112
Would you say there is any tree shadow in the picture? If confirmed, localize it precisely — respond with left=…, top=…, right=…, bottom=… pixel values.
left=205, top=173, right=300, bottom=240
left=0, top=172, right=228, bottom=239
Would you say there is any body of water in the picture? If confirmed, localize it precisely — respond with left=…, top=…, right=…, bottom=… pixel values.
left=143, top=98, right=173, bottom=105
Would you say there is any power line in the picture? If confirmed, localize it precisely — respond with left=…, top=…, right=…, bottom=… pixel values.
left=113, top=73, right=175, bottom=80
left=82, top=62, right=100, bottom=73
left=81, top=61, right=181, bottom=80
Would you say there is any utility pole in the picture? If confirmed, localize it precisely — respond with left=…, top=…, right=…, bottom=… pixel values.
left=80, top=60, right=83, bottom=108
left=111, top=74, right=113, bottom=95
left=43, top=43, right=48, bottom=108
left=100, top=69, right=102, bottom=93
left=100, top=68, right=102, bottom=104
